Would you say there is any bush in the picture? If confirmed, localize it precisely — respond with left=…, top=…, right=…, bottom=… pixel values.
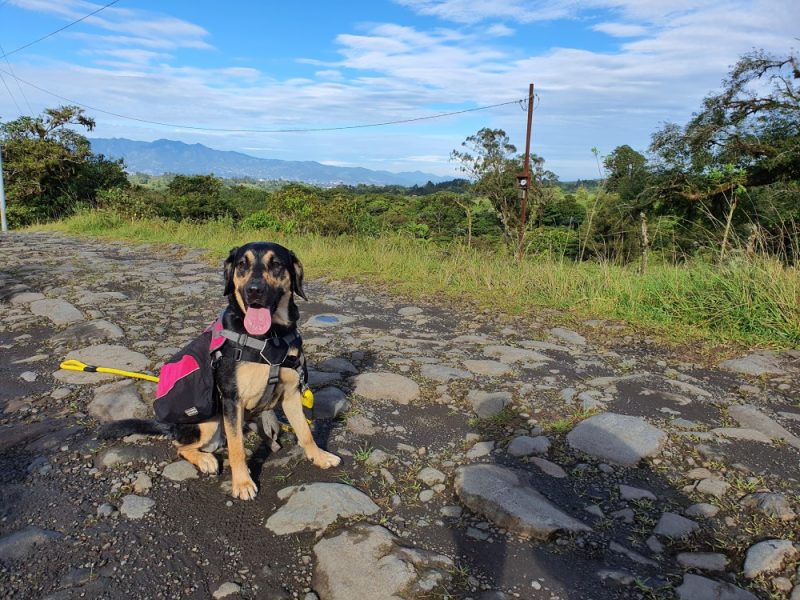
left=526, top=227, right=580, bottom=258
left=96, top=187, right=158, bottom=219
left=241, top=209, right=281, bottom=230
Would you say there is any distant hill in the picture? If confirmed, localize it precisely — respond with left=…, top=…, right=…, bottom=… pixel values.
left=89, top=138, right=449, bottom=187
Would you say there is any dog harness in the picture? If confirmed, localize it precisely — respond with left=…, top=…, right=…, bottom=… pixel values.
left=154, top=313, right=306, bottom=425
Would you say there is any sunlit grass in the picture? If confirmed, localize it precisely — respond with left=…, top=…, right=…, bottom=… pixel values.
left=33, top=210, right=800, bottom=348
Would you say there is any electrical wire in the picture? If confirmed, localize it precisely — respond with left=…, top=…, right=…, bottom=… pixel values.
left=0, top=41, right=33, bottom=114
left=0, top=65, right=530, bottom=133
left=0, top=68, right=22, bottom=113
left=0, top=0, right=122, bottom=59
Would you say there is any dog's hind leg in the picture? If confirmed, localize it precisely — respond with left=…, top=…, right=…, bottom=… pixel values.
left=174, top=421, right=220, bottom=475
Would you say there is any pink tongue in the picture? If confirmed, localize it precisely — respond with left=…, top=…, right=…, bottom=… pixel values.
left=244, top=307, right=272, bottom=335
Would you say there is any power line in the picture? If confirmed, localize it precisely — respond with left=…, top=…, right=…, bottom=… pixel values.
left=0, top=65, right=527, bottom=133
left=0, top=42, right=33, bottom=114
left=0, top=0, right=122, bottom=60
left=0, top=69, right=22, bottom=113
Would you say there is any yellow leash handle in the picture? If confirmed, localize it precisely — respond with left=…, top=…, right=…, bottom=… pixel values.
left=59, top=359, right=160, bottom=383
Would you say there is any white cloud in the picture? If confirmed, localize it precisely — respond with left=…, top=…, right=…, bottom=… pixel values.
left=592, top=22, right=648, bottom=37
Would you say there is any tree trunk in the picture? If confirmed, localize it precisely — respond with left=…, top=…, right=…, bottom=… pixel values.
left=719, top=192, right=738, bottom=261
left=638, top=212, right=649, bottom=275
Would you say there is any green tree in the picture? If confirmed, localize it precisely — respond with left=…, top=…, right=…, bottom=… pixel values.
left=1, top=105, right=125, bottom=225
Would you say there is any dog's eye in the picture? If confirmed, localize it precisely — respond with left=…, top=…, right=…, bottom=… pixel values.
left=237, top=257, right=248, bottom=268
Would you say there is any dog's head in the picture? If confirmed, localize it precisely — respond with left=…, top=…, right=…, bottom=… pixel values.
left=223, top=242, right=306, bottom=335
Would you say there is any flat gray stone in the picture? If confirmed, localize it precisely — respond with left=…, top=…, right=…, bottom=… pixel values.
left=353, top=372, right=419, bottom=404
left=120, top=495, right=155, bottom=519
left=719, top=353, right=785, bottom=376
left=0, top=526, right=62, bottom=561
left=454, top=464, right=591, bottom=540
left=463, top=360, right=512, bottom=377
left=346, top=415, right=379, bottom=436
left=685, top=503, right=719, bottom=518
left=29, top=299, right=83, bottom=325
left=418, top=467, right=446, bottom=486
left=398, top=306, right=423, bottom=316
left=566, top=413, right=667, bottom=466
left=313, top=387, right=351, bottom=420
left=483, top=345, right=551, bottom=364
left=530, top=457, right=567, bottom=478
left=728, top=404, right=800, bottom=449
left=676, top=552, right=729, bottom=571
left=712, top=427, right=773, bottom=444
left=741, top=492, right=796, bottom=521
left=51, top=319, right=124, bottom=346
left=619, top=485, right=656, bottom=501
left=9, top=291, right=45, bottom=305
left=304, top=314, right=355, bottom=328
left=743, top=539, right=798, bottom=579
left=265, top=483, right=379, bottom=534
left=55, top=344, right=150, bottom=384
left=313, top=524, right=452, bottom=600
left=88, top=380, right=148, bottom=422
left=468, top=390, right=512, bottom=418
left=466, top=441, right=495, bottom=459
left=549, top=327, right=586, bottom=345
left=695, top=478, right=731, bottom=498
left=507, top=435, right=550, bottom=457
left=420, top=364, right=472, bottom=382
left=212, top=583, right=241, bottom=599
left=676, top=574, right=757, bottom=600
left=162, top=460, right=199, bottom=481
left=653, top=512, right=699, bottom=539
left=94, top=445, right=164, bottom=469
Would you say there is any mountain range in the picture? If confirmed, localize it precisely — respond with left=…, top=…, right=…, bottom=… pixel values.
left=88, top=138, right=449, bottom=187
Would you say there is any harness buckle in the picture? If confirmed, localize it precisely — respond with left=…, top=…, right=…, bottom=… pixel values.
left=233, top=347, right=243, bottom=362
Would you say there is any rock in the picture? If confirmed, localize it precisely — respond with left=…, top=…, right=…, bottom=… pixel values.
left=420, top=364, right=472, bottom=382
left=676, top=552, right=729, bottom=571
left=695, top=478, right=731, bottom=498
left=719, top=353, right=785, bottom=376
left=507, top=435, right=550, bottom=457
left=676, top=574, right=757, bottom=600
left=419, top=490, right=435, bottom=502
left=466, top=441, right=495, bottom=459
left=653, top=512, right=699, bottom=539
left=365, top=449, right=391, bottom=467
left=87, top=380, right=148, bottom=422
left=728, top=404, right=800, bottom=449
left=119, top=495, right=155, bottom=519
left=0, top=526, right=62, bottom=561
left=312, top=524, right=452, bottom=600
left=398, top=306, right=423, bottom=316
left=418, top=467, right=446, bottom=486
left=212, top=582, right=241, bottom=598
left=133, top=473, right=153, bottom=494
left=29, top=298, right=83, bottom=325
left=712, top=427, right=773, bottom=444
left=549, top=327, right=586, bottom=345
left=346, top=415, right=379, bottom=436
left=685, top=503, right=720, bottom=518
left=740, top=492, right=796, bottom=521
left=51, top=320, right=124, bottom=346
left=304, top=314, right=355, bottom=328
left=162, top=460, right=199, bottom=481
left=597, top=569, right=635, bottom=586
left=619, top=485, right=656, bottom=501
left=19, top=371, right=37, bottom=382
left=483, top=345, right=550, bottom=364
left=566, top=413, right=667, bottom=466
left=743, top=539, right=798, bottom=579
left=468, top=390, right=512, bottom=418
left=454, top=464, right=591, bottom=540
left=307, top=370, right=341, bottom=386
left=440, top=505, right=462, bottom=518
left=56, top=344, right=150, bottom=384
left=265, top=483, right=379, bottom=534
left=313, top=387, right=351, bottom=419
left=463, top=360, right=512, bottom=377
left=686, top=467, right=715, bottom=480
left=530, top=457, right=567, bottom=478
left=353, top=372, right=420, bottom=404
left=94, top=445, right=163, bottom=468
left=9, top=291, right=45, bottom=305
left=97, top=503, right=116, bottom=518
left=317, top=357, right=358, bottom=374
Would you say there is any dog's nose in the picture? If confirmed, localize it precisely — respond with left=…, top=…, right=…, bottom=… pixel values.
left=246, top=281, right=263, bottom=297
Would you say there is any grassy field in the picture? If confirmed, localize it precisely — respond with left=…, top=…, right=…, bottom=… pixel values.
left=33, top=210, right=800, bottom=349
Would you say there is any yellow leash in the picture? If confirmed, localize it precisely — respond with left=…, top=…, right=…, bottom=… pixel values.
left=59, top=359, right=160, bottom=383
left=58, top=359, right=315, bottom=427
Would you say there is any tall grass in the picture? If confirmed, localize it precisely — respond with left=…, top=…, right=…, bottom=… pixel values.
left=33, top=211, right=800, bottom=348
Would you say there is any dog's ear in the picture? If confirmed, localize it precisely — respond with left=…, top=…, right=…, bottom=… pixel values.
left=223, top=246, right=239, bottom=296
left=289, top=251, right=307, bottom=300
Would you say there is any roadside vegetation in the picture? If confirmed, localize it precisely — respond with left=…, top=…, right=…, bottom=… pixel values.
left=5, top=49, right=798, bottom=347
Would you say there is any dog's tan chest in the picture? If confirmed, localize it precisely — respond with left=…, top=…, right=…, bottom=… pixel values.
left=235, top=362, right=271, bottom=411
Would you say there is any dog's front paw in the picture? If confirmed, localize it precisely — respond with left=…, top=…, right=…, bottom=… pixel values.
left=308, top=449, right=341, bottom=469
left=196, top=452, right=219, bottom=475
left=231, top=477, right=258, bottom=500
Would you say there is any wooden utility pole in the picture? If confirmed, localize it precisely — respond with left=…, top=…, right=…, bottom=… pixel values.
left=516, top=83, right=534, bottom=261
left=638, top=212, right=649, bottom=275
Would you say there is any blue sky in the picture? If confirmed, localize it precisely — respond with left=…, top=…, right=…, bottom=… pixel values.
left=0, top=0, right=797, bottom=180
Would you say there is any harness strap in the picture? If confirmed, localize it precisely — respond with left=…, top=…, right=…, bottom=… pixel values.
left=219, top=329, right=300, bottom=353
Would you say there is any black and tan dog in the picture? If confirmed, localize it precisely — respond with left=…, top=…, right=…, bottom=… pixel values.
left=101, top=242, right=340, bottom=500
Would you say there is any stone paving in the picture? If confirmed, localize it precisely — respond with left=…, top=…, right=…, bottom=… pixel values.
left=1, top=231, right=799, bottom=599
